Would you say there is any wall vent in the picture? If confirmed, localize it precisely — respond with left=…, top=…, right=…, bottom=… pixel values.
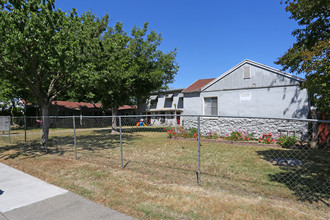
left=243, top=66, right=251, bottom=79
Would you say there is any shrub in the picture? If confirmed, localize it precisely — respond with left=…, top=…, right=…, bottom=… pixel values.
left=277, top=135, right=298, bottom=148
left=165, top=127, right=198, bottom=139
left=258, top=133, right=279, bottom=144
left=205, top=131, right=219, bottom=139
left=222, top=129, right=252, bottom=141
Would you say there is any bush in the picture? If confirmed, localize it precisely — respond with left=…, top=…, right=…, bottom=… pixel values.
left=165, top=127, right=198, bottom=139
left=205, top=131, right=219, bottom=139
left=277, top=135, right=298, bottom=148
left=258, top=133, right=279, bottom=144
left=222, top=129, right=252, bottom=141
left=187, top=127, right=198, bottom=138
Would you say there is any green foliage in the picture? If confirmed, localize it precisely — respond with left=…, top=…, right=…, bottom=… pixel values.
left=222, top=129, right=252, bottom=141
left=0, top=0, right=178, bottom=143
left=0, top=0, right=108, bottom=144
left=277, top=135, right=298, bottom=148
left=187, top=127, right=198, bottom=137
left=165, top=127, right=198, bottom=139
left=258, top=133, right=277, bottom=144
left=0, top=1, right=108, bottom=106
left=276, top=0, right=330, bottom=113
left=73, top=22, right=179, bottom=112
left=205, top=131, right=219, bottom=139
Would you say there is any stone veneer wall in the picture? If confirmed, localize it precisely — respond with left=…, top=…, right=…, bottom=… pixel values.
left=182, top=116, right=309, bottom=140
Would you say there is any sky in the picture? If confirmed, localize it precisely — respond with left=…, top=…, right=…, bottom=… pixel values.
left=55, top=0, right=299, bottom=89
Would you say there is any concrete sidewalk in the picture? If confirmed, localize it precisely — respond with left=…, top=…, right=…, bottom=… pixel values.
left=0, top=163, right=135, bottom=220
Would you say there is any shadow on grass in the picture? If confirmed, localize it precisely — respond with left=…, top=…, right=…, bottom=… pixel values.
left=257, top=148, right=330, bottom=206
left=75, top=130, right=138, bottom=151
left=0, top=131, right=139, bottom=160
left=93, top=127, right=167, bottom=134
left=0, top=142, right=50, bottom=160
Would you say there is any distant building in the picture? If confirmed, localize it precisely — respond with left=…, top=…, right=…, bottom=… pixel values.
left=139, top=88, right=184, bottom=125
left=23, top=100, right=137, bottom=116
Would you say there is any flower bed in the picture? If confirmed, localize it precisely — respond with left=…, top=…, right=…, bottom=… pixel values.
left=164, top=128, right=298, bottom=147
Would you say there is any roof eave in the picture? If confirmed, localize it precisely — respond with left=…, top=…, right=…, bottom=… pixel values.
left=182, top=89, right=201, bottom=94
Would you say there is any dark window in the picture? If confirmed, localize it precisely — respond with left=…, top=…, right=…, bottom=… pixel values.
left=178, top=97, right=183, bottom=109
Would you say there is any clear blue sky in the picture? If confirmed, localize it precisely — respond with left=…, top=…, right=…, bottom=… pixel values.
left=55, top=0, right=298, bottom=89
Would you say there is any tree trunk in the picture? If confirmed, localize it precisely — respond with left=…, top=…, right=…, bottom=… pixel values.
left=111, top=106, right=118, bottom=132
left=40, top=104, right=50, bottom=150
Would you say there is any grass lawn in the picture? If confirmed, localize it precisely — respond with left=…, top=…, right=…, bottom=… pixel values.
left=0, top=128, right=329, bottom=219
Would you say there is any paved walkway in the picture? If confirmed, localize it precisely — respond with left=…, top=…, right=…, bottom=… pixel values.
left=0, top=163, right=135, bottom=220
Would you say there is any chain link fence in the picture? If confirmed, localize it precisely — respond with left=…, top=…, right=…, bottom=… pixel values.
left=0, top=115, right=329, bottom=206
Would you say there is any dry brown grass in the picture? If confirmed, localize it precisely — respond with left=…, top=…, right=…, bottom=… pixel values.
left=0, top=128, right=329, bottom=219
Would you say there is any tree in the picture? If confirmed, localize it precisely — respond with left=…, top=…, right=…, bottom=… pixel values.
left=74, top=22, right=178, bottom=130
left=0, top=0, right=108, bottom=147
left=275, top=0, right=330, bottom=113
left=0, top=80, right=25, bottom=116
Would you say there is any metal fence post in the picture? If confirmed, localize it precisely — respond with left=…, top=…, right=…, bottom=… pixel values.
left=8, top=116, right=11, bottom=144
left=119, top=116, right=123, bottom=169
left=73, top=116, right=77, bottom=159
left=197, top=116, right=201, bottom=185
left=24, top=116, right=27, bottom=146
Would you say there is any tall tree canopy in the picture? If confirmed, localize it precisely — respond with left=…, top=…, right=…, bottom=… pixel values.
left=275, top=0, right=330, bottom=113
left=0, top=0, right=108, bottom=146
left=74, top=22, right=178, bottom=119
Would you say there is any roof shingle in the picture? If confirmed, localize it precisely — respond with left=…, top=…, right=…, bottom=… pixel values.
left=182, top=78, right=215, bottom=93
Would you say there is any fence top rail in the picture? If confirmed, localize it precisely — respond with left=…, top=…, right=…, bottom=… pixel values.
left=9, top=114, right=330, bottom=123
left=181, top=114, right=330, bottom=123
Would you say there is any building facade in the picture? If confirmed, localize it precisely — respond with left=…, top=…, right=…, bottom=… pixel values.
left=183, top=59, right=309, bottom=119
left=140, top=88, right=184, bottom=126
left=142, top=60, right=311, bottom=138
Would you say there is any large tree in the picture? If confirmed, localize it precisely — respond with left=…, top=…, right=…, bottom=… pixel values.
left=74, top=22, right=178, bottom=129
left=0, top=0, right=108, bottom=147
left=275, top=0, right=330, bottom=113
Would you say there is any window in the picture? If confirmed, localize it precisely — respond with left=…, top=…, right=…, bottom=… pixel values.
left=178, top=97, right=183, bottom=109
left=164, top=97, right=173, bottom=108
left=150, top=95, right=158, bottom=109
left=204, top=97, right=217, bottom=115
left=150, top=99, right=157, bottom=108
left=243, top=66, right=251, bottom=79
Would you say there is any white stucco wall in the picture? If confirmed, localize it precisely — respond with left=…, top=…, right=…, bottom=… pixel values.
left=183, top=62, right=310, bottom=119
left=148, top=91, right=183, bottom=111
left=204, top=63, right=300, bottom=91
left=183, top=93, right=202, bottom=115
left=202, top=86, right=309, bottom=118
